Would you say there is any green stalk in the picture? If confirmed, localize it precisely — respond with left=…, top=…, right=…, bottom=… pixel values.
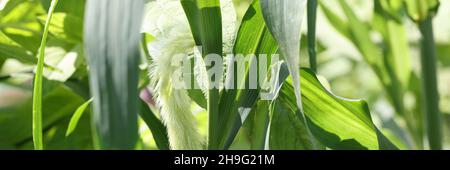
left=32, top=0, right=59, bottom=150
left=307, top=0, right=318, bottom=72
left=180, top=0, right=223, bottom=150
left=208, top=89, right=220, bottom=149
left=418, top=16, right=442, bottom=150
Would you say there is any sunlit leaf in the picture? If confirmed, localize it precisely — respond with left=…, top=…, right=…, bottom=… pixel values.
left=32, top=0, right=59, bottom=150
left=0, top=0, right=44, bottom=53
left=279, top=68, right=398, bottom=150
left=217, top=0, right=279, bottom=149
left=260, top=0, right=316, bottom=148
left=37, top=13, right=83, bottom=43
left=66, top=98, right=92, bottom=137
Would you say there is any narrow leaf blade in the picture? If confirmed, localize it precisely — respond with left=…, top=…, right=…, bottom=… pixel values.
left=66, top=98, right=93, bottom=137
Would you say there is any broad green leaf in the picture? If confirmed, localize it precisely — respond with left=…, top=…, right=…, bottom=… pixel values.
left=0, top=37, right=36, bottom=63
left=40, top=0, right=86, bottom=18
left=270, top=96, right=315, bottom=150
left=260, top=0, right=315, bottom=148
left=404, top=0, right=440, bottom=22
left=37, top=13, right=83, bottom=43
left=0, top=31, right=35, bottom=64
left=139, top=100, right=170, bottom=150
left=84, top=0, right=144, bottom=149
left=217, top=0, right=279, bottom=149
left=267, top=64, right=319, bottom=150
left=32, top=0, right=59, bottom=150
left=66, top=98, right=92, bottom=137
left=0, top=0, right=44, bottom=53
left=260, top=0, right=307, bottom=112
left=41, top=113, right=93, bottom=150
left=181, top=0, right=223, bottom=149
left=248, top=101, right=270, bottom=150
left=279, top=68, right=398, bottom=150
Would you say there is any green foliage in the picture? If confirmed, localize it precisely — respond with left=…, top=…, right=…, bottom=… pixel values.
left=404, top=0, right=440, bottom=22
left=32, top=0, right=59, bottom=150
left=0, top=80, right=87, bottom=149
left=138, top=100, right=169, bottom=150
left=181, top=0, right=223, bottom=149
left=0, top=0, right=43, bottom=63
left=66, top=98, right=92, bottom=137
left=0, top=0, right=447, bottom=150
left=84, top=0, right=144, bottom=149
left=286, top=68, right=397, bottom=150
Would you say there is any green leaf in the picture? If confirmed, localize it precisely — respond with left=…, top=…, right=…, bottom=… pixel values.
left=37, top=13, right=83, bottom=43
left=260, top=0, right=316, bottom=148
left=66, top=98, right=92, bottom=137
left=217, top=0, right=279, bottom=149
left=42, top=113, right=93, bottom=150
left=374, top=0, right=411, bottom=90
left=270, top=97, right=315, bottom=150
left=244, top=101, right=270, bottom=150
left=40, top=0, right=86, bottom=18
left=0, top=0, right=44, bottom=52
left=139, top=100, right=170, bottom=150
left=318, top=1, right=351, bottom=38
left=279, top=68, right=399, bottom=150
left=32, top=0, right=59, bottom=150
left=84, top=0, right=144, bottom=149
left=320, top=0, right=406, bottom=118
left=0, top=38, right=36, bottom=63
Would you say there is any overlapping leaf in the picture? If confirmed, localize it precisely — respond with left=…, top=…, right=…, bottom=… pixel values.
left=277, top=68, right=398, bottom=150
left=260, top=0, right=316, bottom=149
left=217, top=0, right=279, bottom=149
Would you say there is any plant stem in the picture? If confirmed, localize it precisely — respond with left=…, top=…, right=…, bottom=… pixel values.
left=208, top=89, right=220, bottom=150
left=307, top=0, right=318, bottom=72
left=32, top=0, right=59, bottom=150
left=418, top=16, right=442, bottom=150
